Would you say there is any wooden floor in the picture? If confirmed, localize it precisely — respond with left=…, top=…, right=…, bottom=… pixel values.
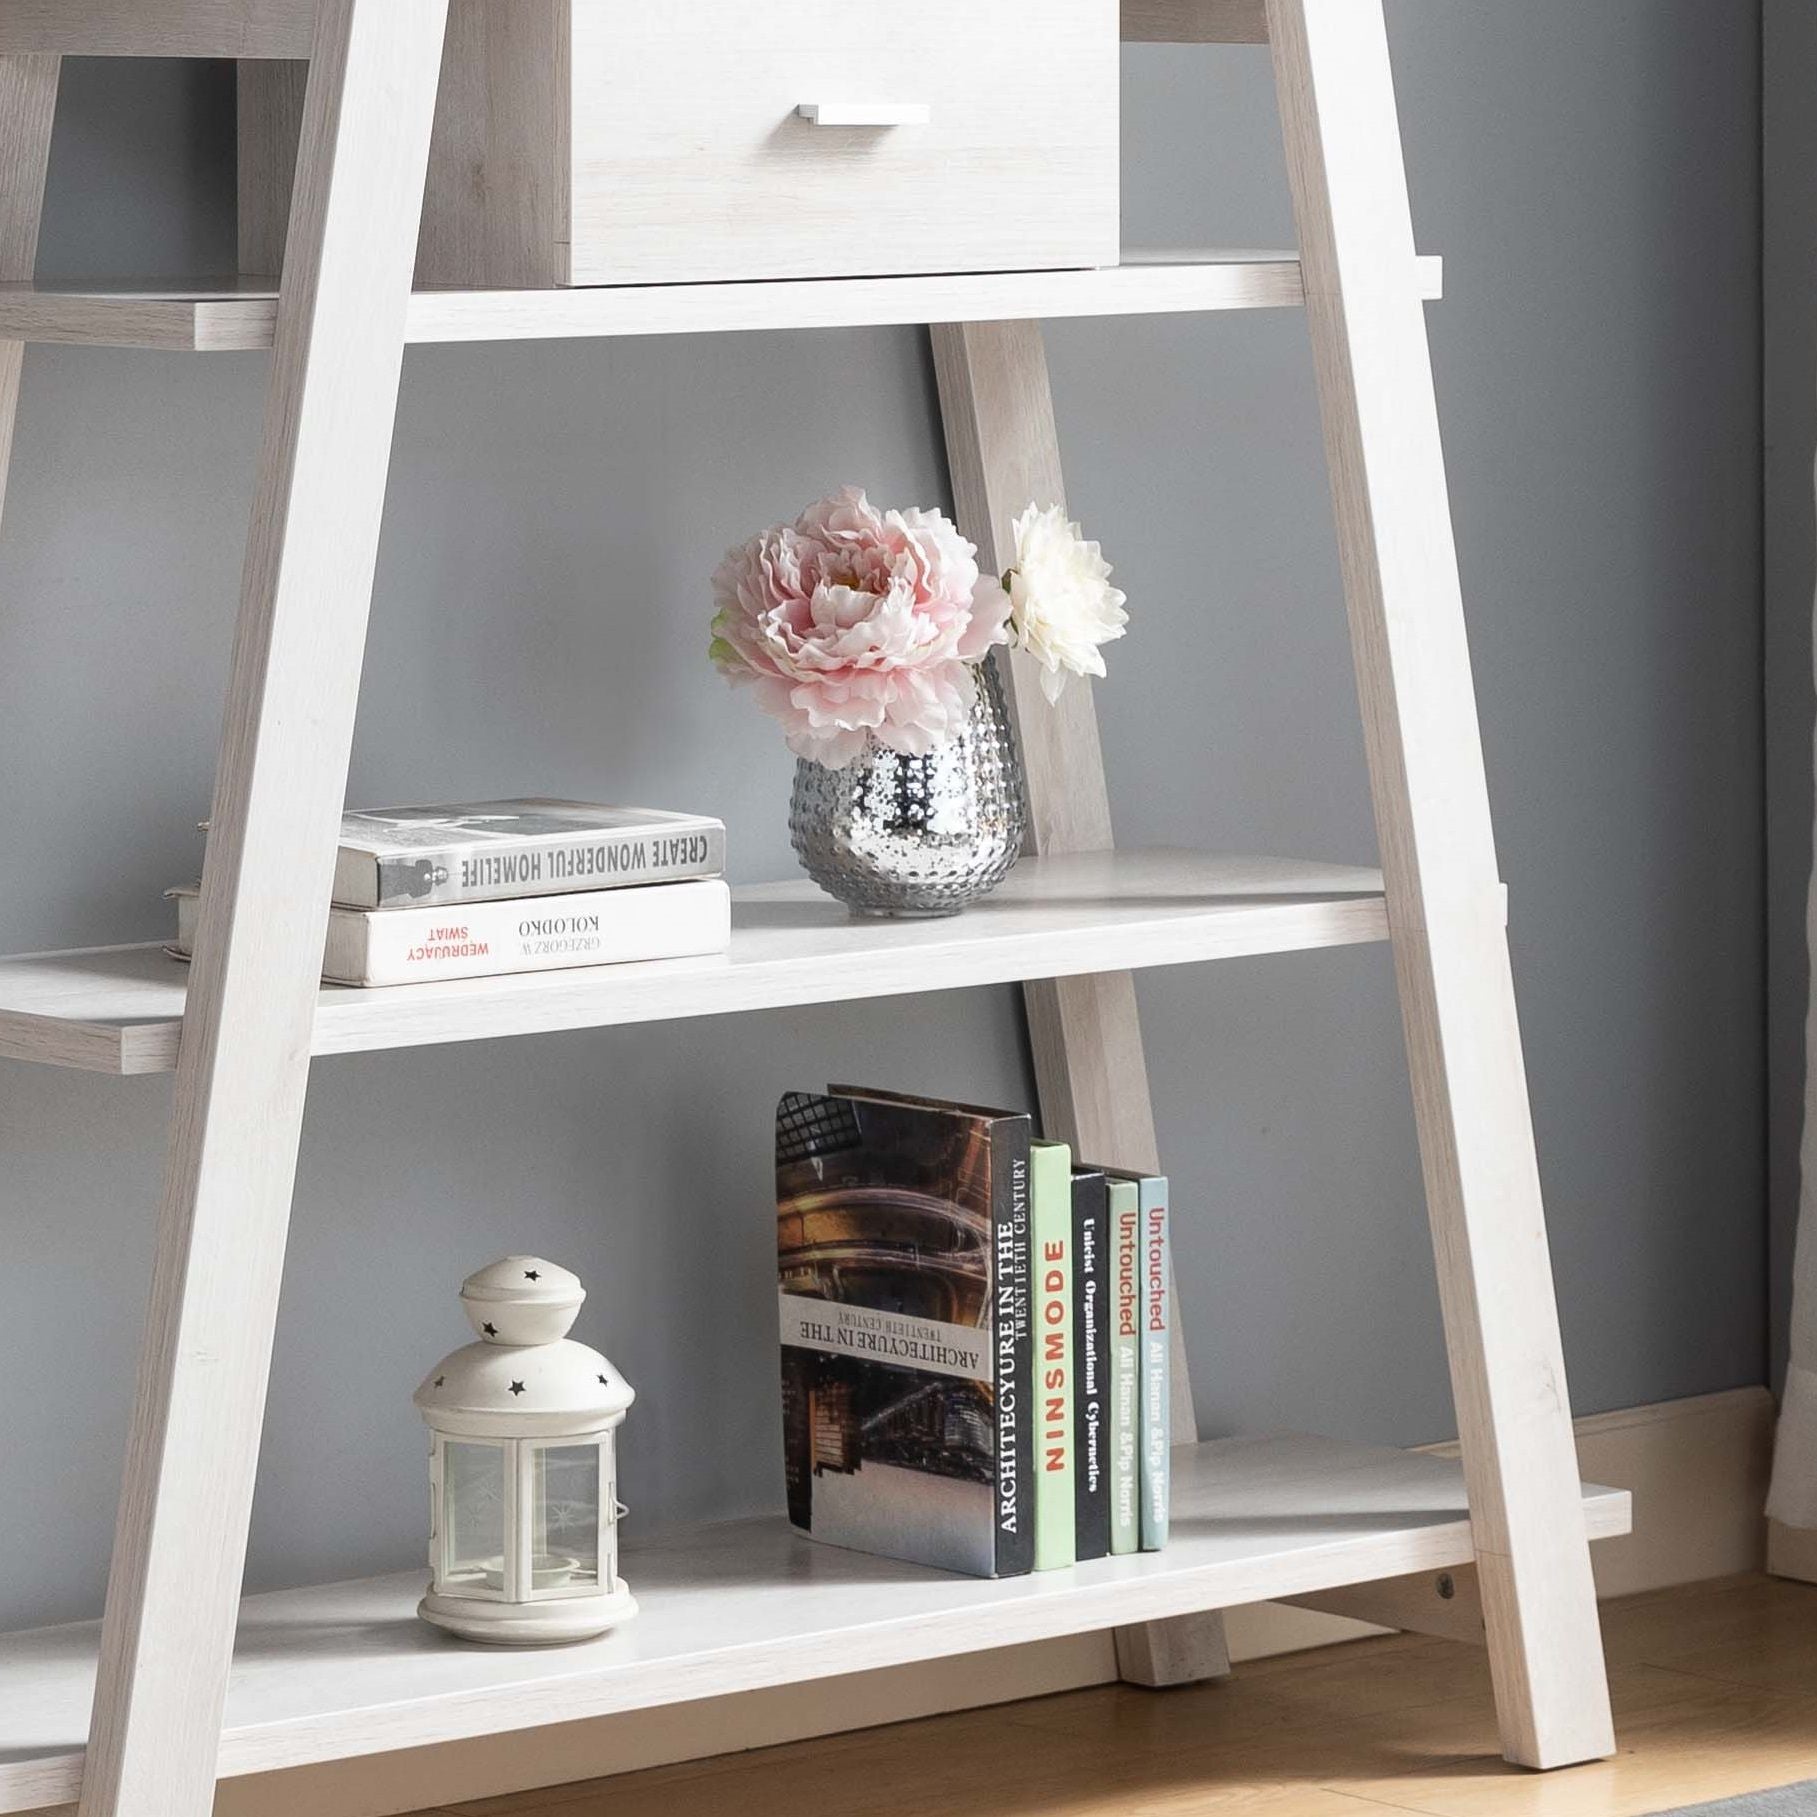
left=423, top=1576, right=1817, bottom=1817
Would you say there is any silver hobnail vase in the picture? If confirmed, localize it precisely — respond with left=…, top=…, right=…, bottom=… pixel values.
left=789, top=660, right=1027, bottom=917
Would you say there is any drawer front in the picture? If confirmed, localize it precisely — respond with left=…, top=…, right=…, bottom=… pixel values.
left=561, top=0, right=1119, bottom=287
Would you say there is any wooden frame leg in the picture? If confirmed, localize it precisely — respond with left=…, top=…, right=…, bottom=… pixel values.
left=77, top=6, right=449, bottom=1813
left=236, top=59, right=308, bottom=279
left=1267, top=0, right=1613, bottom=1769
left=0, top=53, right=59, bottom=518
left=933, top=319, right=1230, bottom=1690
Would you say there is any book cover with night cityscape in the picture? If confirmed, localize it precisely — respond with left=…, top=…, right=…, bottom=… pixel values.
left=777, top=1088, right=1032, bottom=1578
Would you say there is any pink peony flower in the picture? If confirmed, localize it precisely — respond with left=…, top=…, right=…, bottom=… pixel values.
left=711, top=487, right=1011, bottom=768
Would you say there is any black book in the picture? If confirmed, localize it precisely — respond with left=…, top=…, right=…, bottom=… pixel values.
left=1071, top=1167, right=1112, bottom=1562
left=777, top=1086, right=1034, bottom=1578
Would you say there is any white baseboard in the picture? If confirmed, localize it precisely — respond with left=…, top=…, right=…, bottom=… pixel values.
left=1769, top=1517, right=1817, bottom=1581
left=80, top=1387, right=1769, bottom=1817
left=1540, top=1385, right=1773, bottom=1595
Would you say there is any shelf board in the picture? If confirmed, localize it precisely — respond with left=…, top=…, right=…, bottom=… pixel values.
left=0, top=251, right=1444, bottom=351
left=0, top=0, right=1257, bottom=59
left=0, top=851, right=1388, bottom=1076
left=0, top=1431, right=1630, bottom=1811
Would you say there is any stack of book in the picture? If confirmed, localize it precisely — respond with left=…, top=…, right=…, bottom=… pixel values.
left=775, top=1085, right=1173, bottom=1579
left=169, top=799, right=730, bottom=986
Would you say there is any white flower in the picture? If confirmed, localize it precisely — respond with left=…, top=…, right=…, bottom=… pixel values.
left=1004, top=503, right=1128, bottom=704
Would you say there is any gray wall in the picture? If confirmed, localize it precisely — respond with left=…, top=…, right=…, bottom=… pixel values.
left=1766, top=1, right=1815, bottom=1384
left=1, top=6, right=1765, bottom=1632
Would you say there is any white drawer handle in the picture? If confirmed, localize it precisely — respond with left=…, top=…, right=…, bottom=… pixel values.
left=797, top=101, right=931, bottom=127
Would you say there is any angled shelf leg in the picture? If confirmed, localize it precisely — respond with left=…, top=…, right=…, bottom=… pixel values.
left=236, top=58, right=307, bottom=280
left=75, top=5, right=451, bottom=1813
left=933, top=318, right=1231, bottom=1689
left=1267, top=0, right=1614, bottom=1769
left=0, top=53, right=59, bottom=517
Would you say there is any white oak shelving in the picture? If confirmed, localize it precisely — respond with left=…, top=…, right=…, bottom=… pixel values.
left=0, top=1433, right=1630, bottom=1815
left=0, top=252, right=1442, bottom=351
left=0, top=0, right=1621, bottom=1809
left=0, top=851, right=1388, bottom=1074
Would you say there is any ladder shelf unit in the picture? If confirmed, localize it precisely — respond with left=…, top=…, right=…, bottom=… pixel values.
left=0, top=1, right=1621, bottom=1813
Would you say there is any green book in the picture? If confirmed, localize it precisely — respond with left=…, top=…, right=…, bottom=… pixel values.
left=1106, top=1176, right=1141, bottom=1556
left=1031, top=1138, right=1076, bottom=1571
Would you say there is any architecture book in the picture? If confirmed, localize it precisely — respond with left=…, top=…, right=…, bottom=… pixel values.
left=1031, top=1139, right=1075, bottom=1572
left=777, top=1087, right=1033, bottom=1578
left=170, top=877, right=731, bottom=986
left=1071, top=1167, right=1111, bottom=1563
left=1106, top=1168, right=1172, bottom=1551
left=1106, top=1175, right=1142, bottom=1555
left=330, top=799, right=726, bottom=909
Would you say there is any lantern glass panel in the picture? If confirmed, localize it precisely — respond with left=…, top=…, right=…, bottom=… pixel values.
left=529, top=1442, right=600, bottom=1595
left=441, top=1439, right=508, bottom=1597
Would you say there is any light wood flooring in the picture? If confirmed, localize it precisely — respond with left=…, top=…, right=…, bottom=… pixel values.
left=423, top=1575, right=1817, bottom=1817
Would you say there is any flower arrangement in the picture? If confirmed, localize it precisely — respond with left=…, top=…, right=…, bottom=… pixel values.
left=1001, top=502, right=1130, bottom=705
left=711, top=486, right=1127, bottom=768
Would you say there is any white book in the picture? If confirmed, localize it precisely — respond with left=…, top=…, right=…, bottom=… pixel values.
left=170, top=878, right=731, bottom=987
left=329, top=799, right=726, bottom=909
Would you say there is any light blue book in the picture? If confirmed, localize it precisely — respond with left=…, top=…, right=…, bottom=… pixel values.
left=1136, top=1174, right=1170, bottom=1550
left=1105, top=1169, right=1169, bottom=1551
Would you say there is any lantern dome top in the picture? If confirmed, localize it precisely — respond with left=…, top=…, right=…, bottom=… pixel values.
left=414, top=1335, right=633, bottom=1433
left=460, top=1254, right=584, bottom=1345
left=416, top=1255, right=632, bottom=1434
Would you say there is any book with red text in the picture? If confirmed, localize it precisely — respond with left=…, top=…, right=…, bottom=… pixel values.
left=1105, top=1176, right=1142, bottom=1555
left=169, top=877, right=729, bottom=986
left=1031, top=1139, right=1075, bottom=1571
left=1106, top=1168, right=1171, bottom=1551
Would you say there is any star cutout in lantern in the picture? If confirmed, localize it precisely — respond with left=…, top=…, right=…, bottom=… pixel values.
left=482, top=1322, right=497, bottom=1337
left=524, top=1269, right=541, bottom=1281
left=509, top=1380, right=526, bottom=1396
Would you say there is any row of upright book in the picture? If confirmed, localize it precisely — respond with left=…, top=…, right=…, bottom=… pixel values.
left=168, top=798, right=729, bottom=986
left=777, top=1085, right=1172, bottom=1579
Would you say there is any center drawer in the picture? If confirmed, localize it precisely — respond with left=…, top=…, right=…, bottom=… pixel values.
left=416, top=0, right=1120, bottom=290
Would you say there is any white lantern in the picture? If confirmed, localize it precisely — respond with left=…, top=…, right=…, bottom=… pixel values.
left=414, top=1255, right=636, bottom=1644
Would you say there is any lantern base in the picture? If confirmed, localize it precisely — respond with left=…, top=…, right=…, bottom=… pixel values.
left=418, top=1578, right=637, bottom=1645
